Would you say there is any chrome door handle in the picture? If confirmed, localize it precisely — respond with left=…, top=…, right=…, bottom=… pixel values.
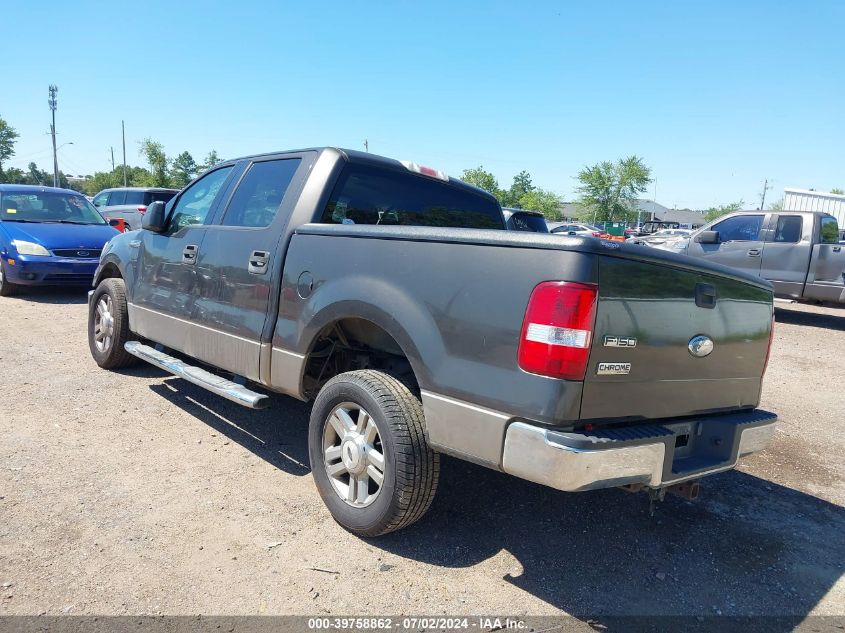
left=747, top=248, right=762, bottom=257
left=248, top=250, right=270, bottom=275
left=182, top=244, right=198, bottom=265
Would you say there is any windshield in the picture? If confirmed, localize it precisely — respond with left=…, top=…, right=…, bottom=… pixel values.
left=0, top=191, right=106, bottom=225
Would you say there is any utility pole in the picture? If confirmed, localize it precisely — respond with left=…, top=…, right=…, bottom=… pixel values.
left=759, top=178, right=772, bottom=210
left=364, top=139, right=369, bottom=153
left=110, top=147, right=115, bottom=170
left=122, top=120, right=128, bottom=186
left=48, top=85, right=59, bottom=187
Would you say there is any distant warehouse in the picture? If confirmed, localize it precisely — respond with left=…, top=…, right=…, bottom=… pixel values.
left=783, top=188, right=845, bottom=227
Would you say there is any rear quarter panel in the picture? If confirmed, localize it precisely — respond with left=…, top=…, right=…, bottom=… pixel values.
left=272, top=230, right=597, bottom=426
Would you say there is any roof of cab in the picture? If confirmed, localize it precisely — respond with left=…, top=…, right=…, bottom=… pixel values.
left=216, top=147, right=499, bottom=202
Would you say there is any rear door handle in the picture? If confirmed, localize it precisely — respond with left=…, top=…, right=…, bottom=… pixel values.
left=182, top=244, right=198, bottom=265
left=248, top=250, right=270, bottom=275
left=747, top=248, right=762, bottom=257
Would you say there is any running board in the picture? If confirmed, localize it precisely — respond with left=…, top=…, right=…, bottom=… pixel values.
left=124, top=341, right=270, bottom=409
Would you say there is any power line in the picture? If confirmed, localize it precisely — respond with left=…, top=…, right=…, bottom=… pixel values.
left=48, top=84, right=59, bottom=187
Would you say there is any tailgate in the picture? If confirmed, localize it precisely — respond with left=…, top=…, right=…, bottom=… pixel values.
left=580, top=255, right=773, bottom=421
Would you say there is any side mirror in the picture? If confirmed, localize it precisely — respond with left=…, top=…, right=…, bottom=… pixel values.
left=142, top=201, right=168, bottom=233
left=568, top=231, right=577, bottom=236
left=107, top=218, right=121, bottom=227
left=696, top=230, right=719, bottom=244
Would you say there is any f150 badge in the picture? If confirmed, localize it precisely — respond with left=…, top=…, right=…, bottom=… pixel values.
left=604, top=335, right=637, bottom=348
left=597, top=362, right=631, bottom=375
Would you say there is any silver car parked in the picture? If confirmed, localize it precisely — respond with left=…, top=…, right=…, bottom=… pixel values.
left=92, top=187, right=179, bottom=231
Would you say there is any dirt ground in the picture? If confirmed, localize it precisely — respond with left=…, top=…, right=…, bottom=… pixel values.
left=0, top=289, right=843, bottom=623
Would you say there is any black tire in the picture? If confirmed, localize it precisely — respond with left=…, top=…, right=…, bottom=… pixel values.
left=0, top=262, right=20, bottom=297
left=309, top=370, right=439, bottom=537
left=87, top=277, right=139, bottom=369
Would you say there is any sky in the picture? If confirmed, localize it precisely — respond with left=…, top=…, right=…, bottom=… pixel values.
left=2, top=0, right=843, bottom=210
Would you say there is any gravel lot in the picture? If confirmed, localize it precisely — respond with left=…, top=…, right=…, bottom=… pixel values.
left=0, top=289, right=843, bottom=623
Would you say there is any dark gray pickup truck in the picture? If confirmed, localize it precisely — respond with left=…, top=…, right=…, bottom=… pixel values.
left=87, top=148, right=777, bottom=536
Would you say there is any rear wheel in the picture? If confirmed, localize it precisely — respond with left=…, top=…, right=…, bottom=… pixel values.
left=309, top=370, right=439, bottom=537
left=88, top=278, right=138, bottom=369
left=0, top=262, right=20, bottom=297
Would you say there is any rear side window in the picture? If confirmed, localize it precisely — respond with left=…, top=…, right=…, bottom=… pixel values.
left=147, top=191, right=177, bottom=204
left=320, top=164, right=504, bottom=229
left=712, top=214, right=763, bottom=242
left=771, top=215, right=802, bottom=243
left=107, top=191, right=126, bottom=205
left=124, top=191, right=145, bottom=205
left=507, top=213, right=549, bottom=232
left=222, top=159, right=301, bottom=227
left=820, top=216, right=839, bottom=244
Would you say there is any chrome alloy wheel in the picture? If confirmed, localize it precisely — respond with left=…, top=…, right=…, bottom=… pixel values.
left=322, top=403, right=385, bottom=507
left=93, top=295, right=115, bottom=353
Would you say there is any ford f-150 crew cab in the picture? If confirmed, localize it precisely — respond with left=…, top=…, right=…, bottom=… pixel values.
left=664, top=210, right=845, bottom=304
left=87, top=148, right=778, bottom=536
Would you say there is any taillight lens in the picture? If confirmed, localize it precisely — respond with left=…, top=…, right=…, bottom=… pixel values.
left=518, top=281, right=598, bottom=380
left=137, top=206, right=147, bottom=214
left=762, top=312, right=775, bottom=377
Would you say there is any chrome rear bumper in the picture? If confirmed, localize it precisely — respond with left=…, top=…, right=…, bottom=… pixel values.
left=502, top=410, right=777, bottom=492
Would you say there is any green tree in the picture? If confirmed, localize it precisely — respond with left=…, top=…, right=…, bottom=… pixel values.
left=460, top=166, right=503, bottom=201
left=1, top=167, right=25, bottom=183
left=26, top=162, right=50, bottom=185
left=0, top=116, right=19, bottom=174
left=767, top=198, right=784, bottom=211
left=139, top=138, right=170, bottom=187
left=831, top=188, right=844, bottom=195
left=704, top=200, right=744, bottom=223
left=170, top=151, right=198, bottom=188
left=502, top=170, right=535, bottom=207
left=518, top=188, right=561, bottom=220
left=200, top=150, right=222, bottom=172
left=80, top=165, right=152, bottom=196
left=575, top=156, right=652, bottom=224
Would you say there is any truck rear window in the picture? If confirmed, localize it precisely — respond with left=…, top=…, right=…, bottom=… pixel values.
left=319, top=164, right=504, bottom=229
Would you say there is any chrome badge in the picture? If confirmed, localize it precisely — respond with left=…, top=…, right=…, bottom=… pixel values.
left=688, top=335, right=714, bottom=358
left=604, top=335, right=637, bottom=348
left=597, top=362, right=631, bottom=375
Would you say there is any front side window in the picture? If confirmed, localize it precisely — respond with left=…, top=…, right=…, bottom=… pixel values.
left=0, top=192, right=106, bottom=225
left=771, top=216, right=802, bottom=243
left=168, top=166, right=233, bottom=232
left=820, top=216, right=839, bottom=244
left=92, top=191, right=109, bottom=207
left=320, top=164, right=504, bottom=229
left=712, top=214, right=763, bottom=242
left=222, top=159, right=301, bottom=227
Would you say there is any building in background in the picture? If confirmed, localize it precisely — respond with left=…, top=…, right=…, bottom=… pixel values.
left=783, top=188, right=845, bottom=227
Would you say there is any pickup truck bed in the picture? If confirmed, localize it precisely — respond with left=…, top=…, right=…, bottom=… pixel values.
left=87, top=147, right=777, bottom=536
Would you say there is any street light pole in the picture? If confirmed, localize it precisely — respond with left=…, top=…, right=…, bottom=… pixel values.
left=48, top=85, right=59, bottom=187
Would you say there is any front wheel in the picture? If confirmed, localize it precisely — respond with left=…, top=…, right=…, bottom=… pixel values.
left=308, top=370, right=439, bottom=537
left=0, top=262, right=20, bottom=297
left=88, top=278, right=138, bottom=369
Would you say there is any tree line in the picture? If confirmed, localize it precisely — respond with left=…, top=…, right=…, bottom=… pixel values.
left=2, top=113, right=836, bottom=222
left=0, top=116, right=219, bottom=196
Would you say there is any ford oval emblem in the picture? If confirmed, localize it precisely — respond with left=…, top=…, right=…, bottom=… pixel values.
left=688, top=335, right=714, bottom=358
left=77, top=250, right=90, bottom=257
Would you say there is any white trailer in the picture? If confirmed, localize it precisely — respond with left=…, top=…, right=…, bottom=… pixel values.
left=783, top=188, right=845, bottom=228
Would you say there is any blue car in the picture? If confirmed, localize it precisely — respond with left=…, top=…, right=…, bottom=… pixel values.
left=0, top=185, right=120, bottom=296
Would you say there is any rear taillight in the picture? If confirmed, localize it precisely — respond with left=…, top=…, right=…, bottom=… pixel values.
left=592, top=231, right=602, bottom=237
left=763, top=312, right=775, bottom=377
left=137, top=206, right=147, bottom=214
left=518, top=281, right=598, bottom=380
